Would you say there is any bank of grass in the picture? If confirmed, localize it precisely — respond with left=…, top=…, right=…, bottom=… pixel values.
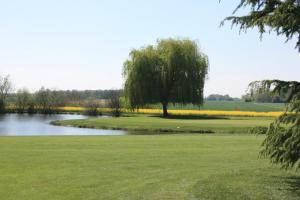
left=0, top=135, right=299, bottom=200
left=53, top=115, right=274, bottom=134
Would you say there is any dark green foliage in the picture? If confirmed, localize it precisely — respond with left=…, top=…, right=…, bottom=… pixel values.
left=223, top=0, right=300, bottom=51
left=123, top=38, right=209, bottom=116
left=0, top=99, right=5, bottom=114
left=250, top=80, right=300, bottom=169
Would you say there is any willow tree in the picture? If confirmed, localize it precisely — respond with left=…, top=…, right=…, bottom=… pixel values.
left=123, top=39, right=209, bottom=117
left=224, top=0, right=300, bottom=169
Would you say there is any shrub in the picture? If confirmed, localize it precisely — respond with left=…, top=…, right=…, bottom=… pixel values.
left=84, top=100, right=102, bottom=116
left=107, top=90, right=122, bottom=117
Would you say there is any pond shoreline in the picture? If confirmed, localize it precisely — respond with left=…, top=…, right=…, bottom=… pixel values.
left=51, top=120, right=215, bottom=134
left=0, top=113, right=126, bottom=136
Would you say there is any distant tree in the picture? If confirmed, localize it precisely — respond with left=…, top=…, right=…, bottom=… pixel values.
left=107, top=90, right=122, bottom=117
left=254, top=92, right=286, bottom=103
left=242, top=91, right=286, bottom=103
left=51, top=90, right=67, bottom=107
left=272, top=94, right=285, bottom=103
left=84, top=100, right=101, bottom=116
left=16, top=89, right=31, bottom=113
left=35, top=87, right=57, bottom=114
left=255, top=93, right=273, bottom=103
left=241, top=93, right=253, bottom=102
left=224, top=1, right=300, bottom=169
left=123, top=38, right=209, bottom=117
left=0, top=75, right=13, bottom=113
left=206, top=94, right=235, bottom=101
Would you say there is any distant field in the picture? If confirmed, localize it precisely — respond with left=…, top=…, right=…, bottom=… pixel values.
left=147, top=101, right=285, bottom=112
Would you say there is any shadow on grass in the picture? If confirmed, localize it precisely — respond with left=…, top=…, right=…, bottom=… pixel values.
left=150, top=114, right=229, bottom=120
left=273, top=175, right=300, bottom=196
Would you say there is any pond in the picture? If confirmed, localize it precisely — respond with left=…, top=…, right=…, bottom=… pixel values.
left=0, top=114, right=126, bottom=136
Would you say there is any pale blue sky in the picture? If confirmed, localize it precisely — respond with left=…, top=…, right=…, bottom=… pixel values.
left=0, top=0, right=299, bottom=97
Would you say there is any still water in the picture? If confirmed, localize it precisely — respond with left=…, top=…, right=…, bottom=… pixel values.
left=0, top=114, right=126, bottom=136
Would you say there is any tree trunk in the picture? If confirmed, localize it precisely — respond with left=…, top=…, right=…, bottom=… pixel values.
left=162, top=102, right=168, bottom=117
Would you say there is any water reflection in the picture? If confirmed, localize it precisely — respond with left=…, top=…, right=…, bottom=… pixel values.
left=0, top=114, right=126, bottom=136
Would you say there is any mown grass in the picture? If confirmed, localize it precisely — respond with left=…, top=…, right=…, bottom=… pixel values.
left=0, top=135, right=299, bottom=200
left=53, top=115, right=274, bottom=133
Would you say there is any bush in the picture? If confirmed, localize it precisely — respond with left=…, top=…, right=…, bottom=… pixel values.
left=27, top=103, right=37, bottom=114
left=84, top=101, right=102, bottom=116
left=107, top=91, right=122, bottom=117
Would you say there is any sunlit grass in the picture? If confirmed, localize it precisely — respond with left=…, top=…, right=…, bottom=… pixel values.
left=0, top=135, right=298, bottom=200
left=53, top=115, right=274, bottom=134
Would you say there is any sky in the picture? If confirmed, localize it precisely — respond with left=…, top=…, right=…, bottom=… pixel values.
left=0, top=0, right=299, bottom=97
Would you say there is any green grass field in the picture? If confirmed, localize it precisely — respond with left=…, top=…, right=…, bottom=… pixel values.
left=0, top=135, right=299, bottom=200
left=147, top=101, right=285, bottom=112
left=54, top=115, right=274, bottom=134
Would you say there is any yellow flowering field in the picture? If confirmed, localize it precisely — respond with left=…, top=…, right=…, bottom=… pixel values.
left=131, top=109, right=282, bottom=117
left=59, top=107, right=282, bottom=117
left=58, top=107, right=86, bottom=111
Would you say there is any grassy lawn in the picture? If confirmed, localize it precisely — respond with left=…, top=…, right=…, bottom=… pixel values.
left=0, top=135, right=299, bottom=200
left=53, top=115, right=274, bottom=133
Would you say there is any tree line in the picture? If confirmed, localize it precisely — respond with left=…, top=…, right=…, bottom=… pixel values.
left=206, top=94, right=239, bottom=101
left=0, top=75, right=123, bottom=115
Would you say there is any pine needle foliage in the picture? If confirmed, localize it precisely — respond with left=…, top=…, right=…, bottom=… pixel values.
left=250, top=80, right=300, bottom=169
